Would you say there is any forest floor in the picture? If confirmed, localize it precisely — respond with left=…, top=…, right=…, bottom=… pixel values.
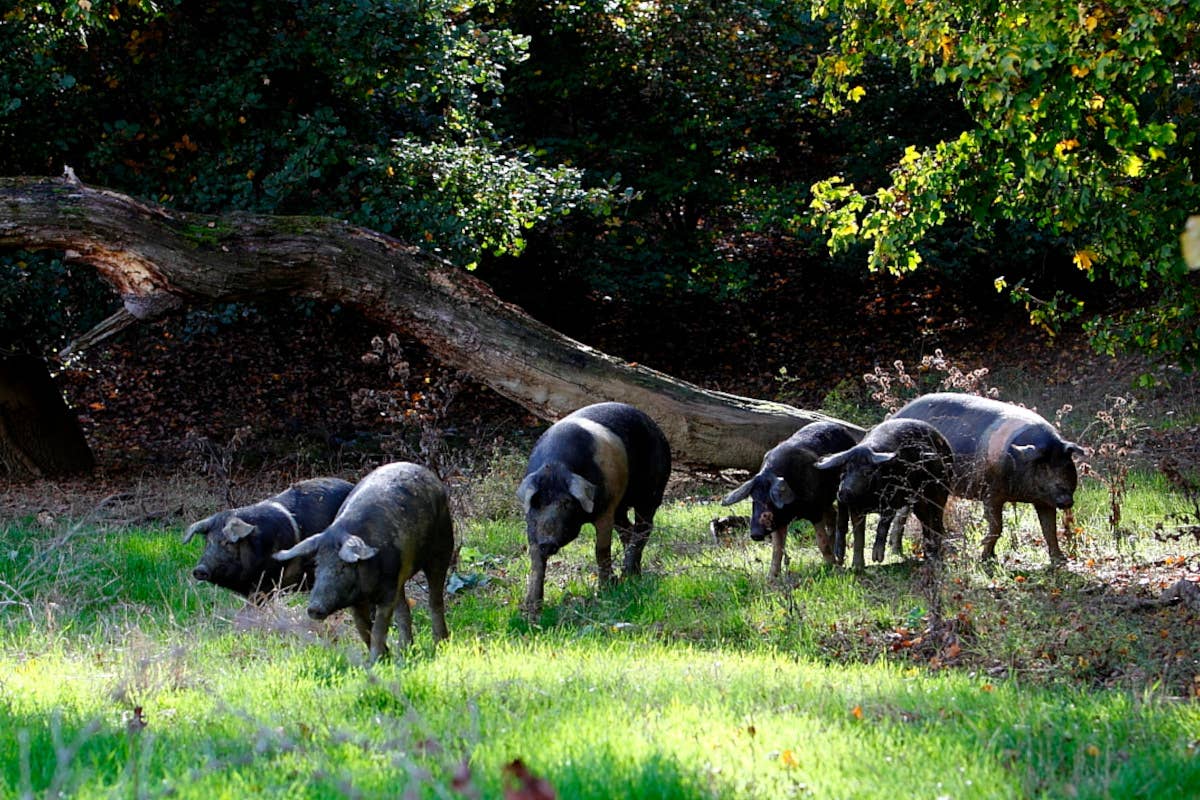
left=31, top=256, right=1200, bottom=481
left=5, top=259, right=1200, bottom=553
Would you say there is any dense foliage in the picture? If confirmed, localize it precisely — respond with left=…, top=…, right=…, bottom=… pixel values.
left=0, top=0, right=609, bottom=270
left=2, top=0, right=1198, bottom=366
left=809, top=0, right=1200, bottom=365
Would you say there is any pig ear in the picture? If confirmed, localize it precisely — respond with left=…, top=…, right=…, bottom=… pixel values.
left=768, top=476, right=796, bottom=507
left=721, top=477, right=756, bottom=506
left=816, top=449, right=852, bottom=471
left=222, top=516, right=256, bottom=543
left=516, top=473, right=538, bottom=512
left=1010, top=444, right=1040, bottom=463
left=182, top=517, right=211, bottom=544
left=568, top=473, right=596, bottom=514
left=1064, top=441, right=1085, bottom=458
left=867, top=449, right=897, bottom=465
left=338, top=535, right=378, bottom=563
left=273, top=533, right=323, bottom=562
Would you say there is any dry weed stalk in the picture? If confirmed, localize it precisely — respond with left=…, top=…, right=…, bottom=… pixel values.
left=353, top=334, right=466, bottom=480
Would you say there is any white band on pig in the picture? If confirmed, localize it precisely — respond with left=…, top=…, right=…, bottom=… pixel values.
left=266, top=501, right=301, bottom=542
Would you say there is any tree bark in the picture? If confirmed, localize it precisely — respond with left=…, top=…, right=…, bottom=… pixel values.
left=0, top=175, right=860, bottom=470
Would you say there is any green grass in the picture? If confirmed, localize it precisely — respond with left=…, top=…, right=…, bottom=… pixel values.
left=1, top=469, right=1199, bottom=798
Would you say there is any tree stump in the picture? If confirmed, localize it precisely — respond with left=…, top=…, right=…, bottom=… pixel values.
left=0, top=354, right=95, bottom=479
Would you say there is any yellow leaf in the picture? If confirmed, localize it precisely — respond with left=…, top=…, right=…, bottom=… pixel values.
left=847, top=85, right=866, bottom=103
left=940, top=33, right=955, bottom=61
left=1073, top=249, right=1098, bottom=272
left=1124, top=154, right=1144, bottom=177
left=1070, top=64, right=1090, bottom=78
left=1085, top=14, right=1099, bottom=32
left=1054, top=139, right=1080, bottom=158
left=780, top=749, right=798, bottom=768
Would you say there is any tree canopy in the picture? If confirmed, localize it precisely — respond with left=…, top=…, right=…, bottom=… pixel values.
left=2, top=0, right=1198, bottom=368
left=810, top=0, right=1200, bottom=366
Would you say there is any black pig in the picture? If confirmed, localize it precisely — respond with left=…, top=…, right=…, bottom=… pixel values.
left=892, top=392, right=1084, bottom=563
left=816, top=419, right=952, bottom=571
left=517, top=402, right=671, bottom=619
left=184, top=477, right=353, bottom=598
left=273, top=462, right=454, bottom=663
left=720, top=421, right=860, bottom=579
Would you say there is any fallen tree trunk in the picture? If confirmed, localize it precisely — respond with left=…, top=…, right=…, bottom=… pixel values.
left=0, top=175, right=860, bottom=470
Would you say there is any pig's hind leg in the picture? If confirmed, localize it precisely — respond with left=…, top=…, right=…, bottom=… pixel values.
left=424, top=562, right=450, bottom=644
left=617, top=505, right=652, bottom=578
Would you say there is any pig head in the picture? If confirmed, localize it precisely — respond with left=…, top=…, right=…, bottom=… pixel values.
left=184, top=477, right=353, bottom=598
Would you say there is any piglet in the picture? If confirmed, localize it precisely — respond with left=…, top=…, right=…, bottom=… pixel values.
left=274, top=462, right=454, bottom=662
left=816, top=419, right=952, bottom=571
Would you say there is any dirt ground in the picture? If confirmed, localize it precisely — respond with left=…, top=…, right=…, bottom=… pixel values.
left=5, top=266, right=1199, bottom=546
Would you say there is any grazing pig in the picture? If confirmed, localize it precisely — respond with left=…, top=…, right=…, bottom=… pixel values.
left=273, top=462, right=454, bottom=662
left=892, top=392, right=1084, bottom=563
left=517, top=402, right=671, bottom=619
left=720, top=421, right=861, bottom=579
left=816, top=419, right=952, bottom=571
left=184, top=477, right=353, bottom=598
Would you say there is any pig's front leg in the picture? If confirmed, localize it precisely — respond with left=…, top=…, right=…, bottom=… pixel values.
left=594, top=513, right=616, bottom=586
left=368, top=600, right=396, bottom=664
left=522, top=545, right=547, bottom=621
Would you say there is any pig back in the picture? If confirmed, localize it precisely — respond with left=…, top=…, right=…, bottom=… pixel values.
left=569, top=402, right=672, bottom=509
left=272, top=477, right=354, bottom=536
left=331, top=463, right=454, bottom=566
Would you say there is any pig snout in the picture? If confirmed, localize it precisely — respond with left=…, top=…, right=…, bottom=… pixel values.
left=1054, top=493, right=1074, bottom=509
left=750, top=510, right=774, bottom=541
left=192, top=564, right=211, bottom=582
left=536, top=539, right=562, bottom=558
left=307, top=606, right=330, bottom=621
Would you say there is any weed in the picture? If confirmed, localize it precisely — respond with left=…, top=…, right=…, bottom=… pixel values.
left=352, top=334, right=466, bottom=481
left=183, top=426, right=253, bottom=507
left=1078, top=395, right=1144, bottom=551
left=862, top=348, right=998, bottom=413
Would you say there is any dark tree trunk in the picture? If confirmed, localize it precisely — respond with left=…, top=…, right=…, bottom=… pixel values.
left=0, top=354, right=95, bottom=478
left=0, top=175, right=860, bottom=470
